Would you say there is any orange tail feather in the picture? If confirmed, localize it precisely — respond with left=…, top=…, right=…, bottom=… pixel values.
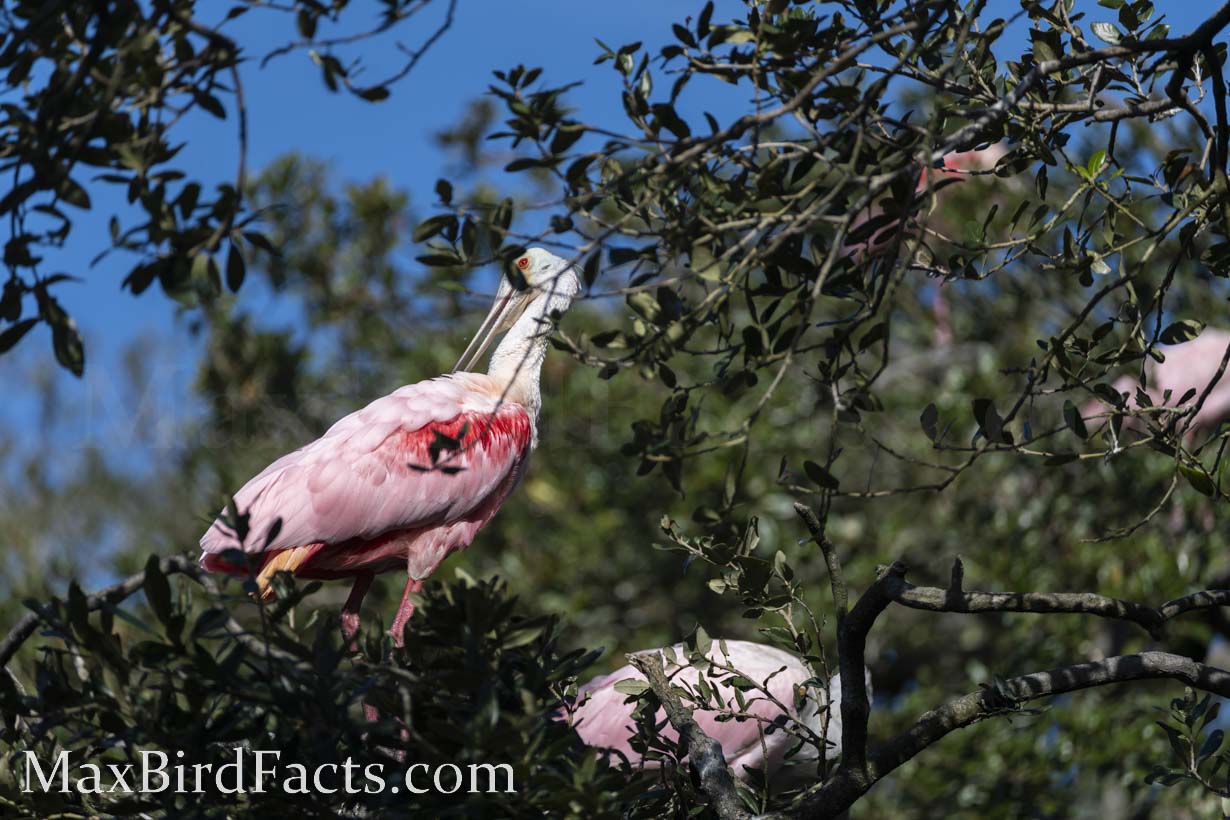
left=254, top=546, right=317, bottom=601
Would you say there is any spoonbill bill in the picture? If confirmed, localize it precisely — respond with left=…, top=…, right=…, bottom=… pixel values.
left=570, top=640, right=869, bottom=781
left=199, top=248, right=581, bottom=644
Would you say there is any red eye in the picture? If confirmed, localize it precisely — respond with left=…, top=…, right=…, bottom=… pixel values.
left=516, top=257, right=529, bottom=270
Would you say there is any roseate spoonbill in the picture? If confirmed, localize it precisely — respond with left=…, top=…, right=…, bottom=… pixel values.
left=848, top=142, right=1009, bottom=260
left=1082, top=329, right=1230, bottom=434
left=199, top=248, right=581, bottom=644
left=569, top=640, right=870, bottom=781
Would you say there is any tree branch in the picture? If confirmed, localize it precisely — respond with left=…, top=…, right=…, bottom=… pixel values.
left=799, top=652, right=1230, bottom=819
left=0, top=555, right=200, bottom=668
left=834, top=562, right=905, bottom=776
left=885, top=557, right=1230, bottom=639
left=773, top=555, right=1230, bottom=818
left=0, top=554, right=306, bottom=669
left=630, top=652, right=751, bottom=820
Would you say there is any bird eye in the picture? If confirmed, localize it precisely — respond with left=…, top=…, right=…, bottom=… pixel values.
left=516, top=257, right=529, bottom=270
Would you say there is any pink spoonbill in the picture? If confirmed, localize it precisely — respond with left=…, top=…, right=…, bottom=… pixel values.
left=1082, top=328, right=1230, bottom=435
left=199, top=248, right=581, bottom=644
left=569, top=640, right=869, bottom=781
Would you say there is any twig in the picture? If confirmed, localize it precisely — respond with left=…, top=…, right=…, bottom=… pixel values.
left=0, top=555, right=200, bottom=668
left=0, top=554, right=306, bottom=670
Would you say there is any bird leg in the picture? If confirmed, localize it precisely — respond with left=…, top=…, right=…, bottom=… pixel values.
left=389, top=577, right=424, bottom=647
left=341, top=572, right=374, bottom=648
left=361, top=576, right=422, bottom=757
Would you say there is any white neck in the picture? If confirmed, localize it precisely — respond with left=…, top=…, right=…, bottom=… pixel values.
left=486, top=288, right=572, bottom=428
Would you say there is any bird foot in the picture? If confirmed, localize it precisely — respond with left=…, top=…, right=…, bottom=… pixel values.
left=341, top=610, right=362, bottom=648
left=340, top=572, right=374, bottom=651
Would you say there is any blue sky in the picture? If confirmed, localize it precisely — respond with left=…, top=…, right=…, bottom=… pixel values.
left=0, top=0, right=750, bottom=465
left=0, top=0, right=1214, bottom=468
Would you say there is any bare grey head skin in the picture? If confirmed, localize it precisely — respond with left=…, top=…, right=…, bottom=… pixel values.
left=452, top=247, right=582, bottom=433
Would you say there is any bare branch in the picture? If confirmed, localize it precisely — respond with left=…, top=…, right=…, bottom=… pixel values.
left=799, top=652, right=1230, bottom=819
left=885, top=557, right=1230, bottom=639
left=833, top=562, right=906, bottom=776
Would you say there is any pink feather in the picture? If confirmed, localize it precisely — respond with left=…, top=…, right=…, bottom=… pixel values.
left=1081, top=329, right=1230, bottom=433
left=570, top=640, right=866, bottom=780
left=200, top=371, right=532, bottom=583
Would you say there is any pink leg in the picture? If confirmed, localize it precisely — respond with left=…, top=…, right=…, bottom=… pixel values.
left=341, top=572, right=374, bottom=648
left=361, top=576, right=420, bottom=755
left=389, top=577, right=424, bottom=647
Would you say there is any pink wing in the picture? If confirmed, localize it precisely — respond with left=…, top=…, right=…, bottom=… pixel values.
left=199, top=372, right=531, bottom=558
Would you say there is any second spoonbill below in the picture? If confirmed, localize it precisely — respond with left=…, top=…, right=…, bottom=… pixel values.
left=199, top=248, right=581, bottom=645
left=569, top=639, right=870, bottom=781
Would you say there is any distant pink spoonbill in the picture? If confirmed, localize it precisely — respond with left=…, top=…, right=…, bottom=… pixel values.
left=569, top=640, right=868, bottom=781
left=1082, top=328, right=1230, bottom=435
left=199, top=248, right=580, bottom=644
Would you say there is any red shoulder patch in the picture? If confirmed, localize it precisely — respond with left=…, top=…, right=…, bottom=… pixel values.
left=394, top=405, right=531, bottom=469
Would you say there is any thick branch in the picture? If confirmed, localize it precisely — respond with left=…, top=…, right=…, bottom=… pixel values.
left=631, top=653, right=751, bottom=820
left=834, top=562, right=905, bottom=775
left=800, top=652, right=1230, bottom=819
left=886, top=557, right=1230, bottom=639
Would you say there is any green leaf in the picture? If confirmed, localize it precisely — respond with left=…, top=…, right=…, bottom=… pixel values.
left=505, top=157, right=545, bottom=172
left=1160, top=319, right=1204, bottom=345
left=1200, top=729, right=1224, bottom=761
left=417, top=252, right=462, bottom=267
left=697, top=1, right=714, bottom=38
left=355, top=85, right=390, bottom=102
left=0, top=317, right=37, bottom=353
left=803, top=460, right=839, bottom=490
left=1086, top=148, right=1107, bottom=176
left=613, top=678, right=650, bottom=696
left=143, top=555, right=173, bottom=625
left=694, top=625, right=712, bottom=657
left=1063, top=400, right=1088, bottom=439
left=1179, top=463, right=1216, bottom=497
left=67, top=581, right=89, bottom=636
left=413, top=215, right=457, bottom=243
left=225, top=243, right=245, bottom=292
left=582, top=252, right=601, bottom=289
left=973, top=398, right=1007, bottom=443
left=435, top=178, right=453, bottom=206
left=920, top=403, right=938, bottom=441
left=0, top=279, right=20, bottom=321
left=1030, top=28, right=1062, bottom=64
left=49, top=311, right=84, bottom=377
left=550, top=124, right=585, bottom=154
left=1090, top=22, right=1122, bottom=44
left=242, top=231, right=278, bottom=256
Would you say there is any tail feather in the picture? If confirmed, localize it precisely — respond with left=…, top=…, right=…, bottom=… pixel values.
left=254, top=545, right=319, bottom=600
